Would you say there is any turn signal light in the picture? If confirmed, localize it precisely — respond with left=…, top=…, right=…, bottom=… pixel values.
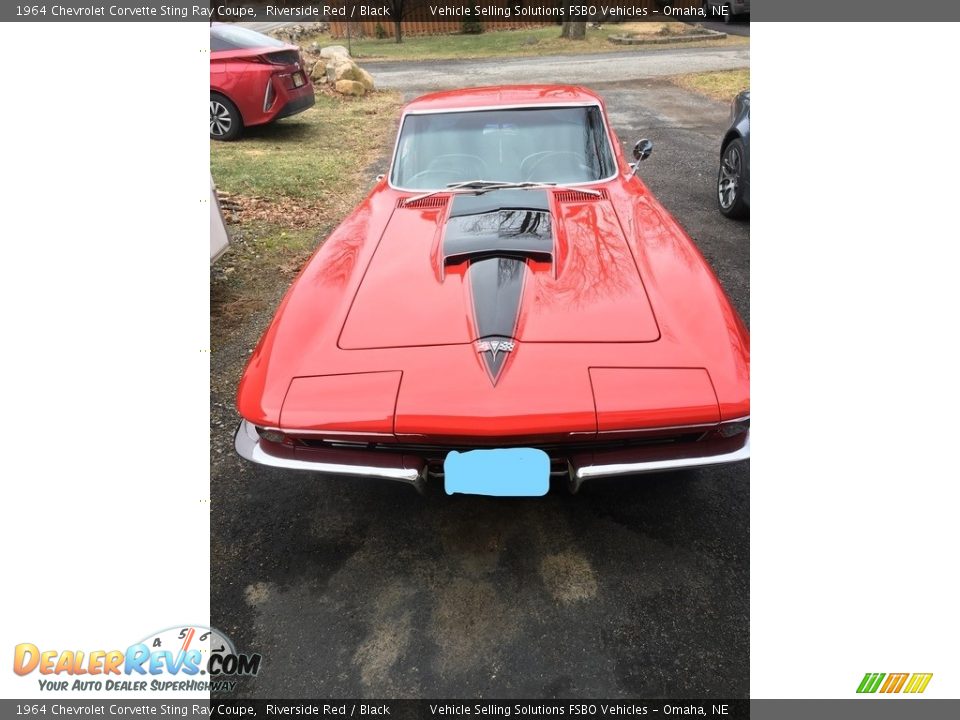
left=718, top=419, right=750, bottom=438
left=256, top=427, right=287, bottom=444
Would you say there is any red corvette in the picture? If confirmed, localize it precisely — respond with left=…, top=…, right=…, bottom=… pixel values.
left=234, top=86, right=749, bottom=495
left=209, top=23, right=314, bottom=141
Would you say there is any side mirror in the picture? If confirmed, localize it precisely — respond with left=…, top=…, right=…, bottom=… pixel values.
left=633, top=139, right=653, bottom=162
left=629, top=139, right=653, bottom=178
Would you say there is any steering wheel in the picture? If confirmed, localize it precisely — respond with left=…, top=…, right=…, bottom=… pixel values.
left=425, top=153, right=490, bottom=178
left=405, top=169, right=463, bottom=186
left=521, top=151, right=591, bottom=182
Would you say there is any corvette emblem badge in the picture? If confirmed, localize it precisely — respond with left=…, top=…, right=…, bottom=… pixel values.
left=476, top=338, right=514, bottom=360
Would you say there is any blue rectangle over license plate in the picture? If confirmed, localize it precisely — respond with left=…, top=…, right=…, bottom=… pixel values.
left=444, top=448, right=550, bottom=496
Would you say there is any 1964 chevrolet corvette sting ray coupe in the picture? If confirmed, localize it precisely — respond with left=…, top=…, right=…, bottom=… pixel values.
left=234, top=85, right=749, bottom=495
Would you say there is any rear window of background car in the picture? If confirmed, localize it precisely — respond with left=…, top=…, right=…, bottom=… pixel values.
left=210, top=25, right=289, bottom=52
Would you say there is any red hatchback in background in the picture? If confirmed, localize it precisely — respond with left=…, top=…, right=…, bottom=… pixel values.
left=210, top=23, right=315, bottom=141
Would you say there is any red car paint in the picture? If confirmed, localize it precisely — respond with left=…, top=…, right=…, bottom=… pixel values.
left=209, top=23, right=314, bottom=135
left=235, top=86, right=749, bottom=483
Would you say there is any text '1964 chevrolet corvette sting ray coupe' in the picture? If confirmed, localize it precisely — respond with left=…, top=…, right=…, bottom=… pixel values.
left=234, top=85, right=749, bottom=496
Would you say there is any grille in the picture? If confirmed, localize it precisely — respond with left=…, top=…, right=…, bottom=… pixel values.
left=397, top=196, right=449, bottom=209
left=296, top=432, right=705, bottom=456
left=553, top=188, right=608, bottom=203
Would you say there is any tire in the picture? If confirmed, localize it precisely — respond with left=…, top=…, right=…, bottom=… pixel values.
left=210, top=93, right=242, bottom=141
left=718, top=137, right=748, bottom=219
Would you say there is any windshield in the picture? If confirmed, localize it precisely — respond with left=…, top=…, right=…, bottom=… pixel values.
left=390, top=106, right=616, bottom=190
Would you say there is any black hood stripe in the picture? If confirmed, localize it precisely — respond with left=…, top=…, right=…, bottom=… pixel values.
left=442, top=190, right=554, bottom=386
left=448, top=188, right=550, bottom=218
left=468, top=257, right=526, bottom=384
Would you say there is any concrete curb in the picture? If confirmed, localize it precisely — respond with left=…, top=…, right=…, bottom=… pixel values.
left=608, top=30, right=727, bottom=45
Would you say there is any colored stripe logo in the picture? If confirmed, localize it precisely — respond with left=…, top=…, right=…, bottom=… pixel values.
left=857, top=672, right=932, bottom=694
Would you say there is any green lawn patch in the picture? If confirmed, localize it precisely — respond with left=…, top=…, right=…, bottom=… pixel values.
left=671, top=68, right=750, bottom=102
left=313, top=24, right=747, bottom=62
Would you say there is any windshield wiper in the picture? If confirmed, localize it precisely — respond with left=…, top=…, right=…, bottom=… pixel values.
left=401, top=180, right=601, bottom=207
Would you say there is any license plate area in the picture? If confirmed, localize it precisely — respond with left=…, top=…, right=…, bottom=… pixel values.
left=443, top=448, right=549, bottom=497
left=292, top=71, right=305, bottom=88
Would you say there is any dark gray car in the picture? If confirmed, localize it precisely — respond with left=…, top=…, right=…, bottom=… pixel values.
left=702, top=0, right=751, bottom=22
left=718, top=90, right=749, bottom=219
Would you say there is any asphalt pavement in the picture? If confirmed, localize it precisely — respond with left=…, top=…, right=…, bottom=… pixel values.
left=366, top=46, right=749, bottom=91
left=211, top=47, right=750, bottom=699
left=701, top=19, right=751, bottom=37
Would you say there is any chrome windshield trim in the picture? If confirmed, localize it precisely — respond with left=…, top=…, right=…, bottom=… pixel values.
left=387, top=102, right=621, bottom=193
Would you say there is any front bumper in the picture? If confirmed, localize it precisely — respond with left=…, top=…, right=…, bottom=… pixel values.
left=235, top=419, right=749, bottom=494
left=567, top=430, right=749, bottom=493
left=234, top=420, right=427, bottom=491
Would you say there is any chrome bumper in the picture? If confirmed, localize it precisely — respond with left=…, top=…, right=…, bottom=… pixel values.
left=234, top=420, right=427, bottom=491
left=235, top=420, right=748, bottom=495
left=567, top=430, right=750, bottom=493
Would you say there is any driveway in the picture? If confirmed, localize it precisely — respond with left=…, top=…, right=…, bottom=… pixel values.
left=211, top=50, right=749, bottom=699
left=701, top=20, right=751, bottom=37
left=367, top=46, right=749, bottom=92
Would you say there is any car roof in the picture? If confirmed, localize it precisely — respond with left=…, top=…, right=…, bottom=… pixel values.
left=403, top=85, right=605, bottom=113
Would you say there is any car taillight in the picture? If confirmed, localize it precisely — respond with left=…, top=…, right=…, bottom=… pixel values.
left=239, top=51, right=299, bottom=66
left=263, top=79, right=275, bottom=112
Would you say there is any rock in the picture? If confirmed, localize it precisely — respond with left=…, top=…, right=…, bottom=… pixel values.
left=320, top=45, right=350, bottom=59
left=356, top=68, right=375, bottom=91
left=335, top=79, right=366, bottom=96
left=310, top=59, right=328, bottom=81
left=334, top=60, right=362, bottom=82
left=326, top=57, right=361, bottom=83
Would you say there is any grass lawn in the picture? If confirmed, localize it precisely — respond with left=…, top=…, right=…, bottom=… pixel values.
left=314, top=24, right=747, bottom=62
left=671, top=68, right=750, bottom=102
left=210, top=89, right=403, bottom=328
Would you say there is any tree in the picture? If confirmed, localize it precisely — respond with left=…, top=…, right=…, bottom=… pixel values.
left=560, top=3, right=587, bottom=41
left=560, top=22, right=586, bottom=39
left=384, top=0, right=408, bottom=43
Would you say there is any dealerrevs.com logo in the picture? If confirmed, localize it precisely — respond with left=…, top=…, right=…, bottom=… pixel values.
left=13, top=625, right=261, bottom=693
left=857, top=672, right=933, bottom=694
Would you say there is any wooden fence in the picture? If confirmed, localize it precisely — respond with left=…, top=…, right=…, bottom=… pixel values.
left=328, top=0, right=706, bottom=39
left=329, top=20, right=552, bottom=40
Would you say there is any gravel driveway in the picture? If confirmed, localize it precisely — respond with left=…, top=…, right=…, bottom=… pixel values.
left=211, top=47, right=750, bottom=699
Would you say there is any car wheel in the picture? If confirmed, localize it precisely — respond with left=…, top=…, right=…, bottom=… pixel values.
left=210, top=93, right=242, bottom=141
left=718, top=137, right=748, bottom=219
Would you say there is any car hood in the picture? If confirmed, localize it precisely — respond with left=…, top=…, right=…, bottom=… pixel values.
left=339, top=189, right=660, bottom=356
